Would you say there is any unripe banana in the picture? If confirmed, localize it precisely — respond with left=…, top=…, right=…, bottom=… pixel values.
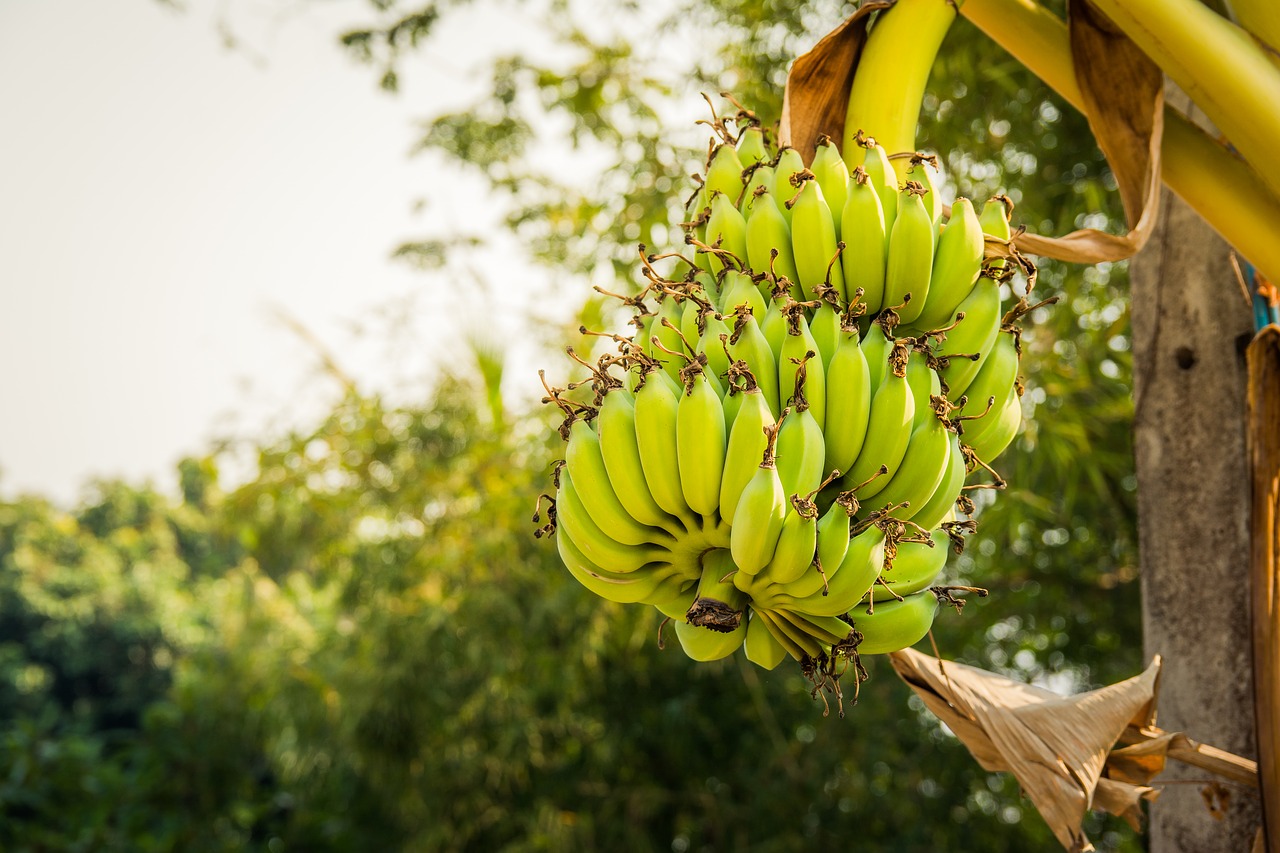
left=718, top=269, right=767, bottom=320
left=872, top=526, right=949, bottom=601
left=705, top=143, right=746, bottom=202
left=907, top=154, right=945, bottom=231
left=729, top=417, right=789, bottom=575
left=674, top=618, right=748, bottom=661
left=654, top=582, right=700, bottom=620
left=745, top=188, right=801, bottom=288
left=648, top=297, right=687, bottom=384
left=753, top=608, right=818, bottom=660
left=811, top=138, right=849, bottom=240
left=735, top=126, right=769, bottom=167
left=840, top=166, right=888, bottom=315
left=815, top=493, right=855, bottom=579
left=859, top=140, right=899, bottom=240
left=719, top=385, right=774, bottom=525
left=775, top=402, right=826, bottom=501
left=705, top=192, right=749, bottom=272
left=758, top=495, right=819, bottom=586
left=597, top=389, right=684, bottom=533
left=565, top=419, right=673, bottom=546
left=810, top=301, right=843, bottom=370
left=957, top=329, right=1019, bottom=421
left=788, top=176, right=845, bottom=303
left=778, top=314, right=826, bottom=430
left=694, top=311, right=733, bottom=384
left=726, top=310, right=780, bottom=417
left=780, top=525, right=885, bottom=617
left=914, top=197, right=984, bottom=331
left=937, top=277, right=1002, bottom=397
left=861, top=320, right=891, bottom=393
left=910, top=430, right=965, bottom=531
left=846, top=353, right=915, bottom=497
left=744, top=609, right=789, bottom=669
left=965, top=390, right=1022, bottom=464
left=773, top=147, right=806, bottom=224
left=557, top=468, right=670, bottom=573
left=634, top=370, right=692, bottom=519
left=557, top=528, right=687, bottom=605
left=676, top=365, right=727, bottom=518
left=858, top=413, right=952, bottom=521
left=904, top=353, right=943, bottom=430
left=884, top=181, right=934, bottom=326
left=823, top=323, right=872, bottom=475
left=740, top=164, right=776, bottom=218
left=849, top=590, right=939, bottom=655
left=980, top=195, right=1013, bottom=273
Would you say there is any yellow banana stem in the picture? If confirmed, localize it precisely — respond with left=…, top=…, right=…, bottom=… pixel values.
left=1224, top=0, right=1280, bottom=54
left=960, top=0, right=1280, bottom=285
left=844, top=0, right=958, bottom=178
left=1085, top=0, right=1280, bottom=204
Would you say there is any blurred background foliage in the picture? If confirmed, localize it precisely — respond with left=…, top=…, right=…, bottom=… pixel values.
left=0, top=0, right=1143, bottom=849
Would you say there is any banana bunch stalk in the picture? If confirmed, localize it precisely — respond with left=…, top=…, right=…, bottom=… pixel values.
left=539, top=6, right=1048, bottom=706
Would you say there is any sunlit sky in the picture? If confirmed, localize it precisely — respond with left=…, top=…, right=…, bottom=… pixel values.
left=0, top=0, right=560, bottom=504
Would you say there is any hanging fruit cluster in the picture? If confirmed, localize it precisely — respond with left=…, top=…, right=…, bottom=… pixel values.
left=536, top=102, right=1046, bottom=707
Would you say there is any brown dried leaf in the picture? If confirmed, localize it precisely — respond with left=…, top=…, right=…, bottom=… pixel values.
left=779, top=1, right=889, bottom=162
left=889, top=648, right=1163, bottom=852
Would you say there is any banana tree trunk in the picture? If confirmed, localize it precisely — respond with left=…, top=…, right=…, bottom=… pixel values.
left=1131, top=90, right=1263, bottom=851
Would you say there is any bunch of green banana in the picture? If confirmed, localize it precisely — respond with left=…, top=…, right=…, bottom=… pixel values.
left=538, top=84, right=1047, bottom=696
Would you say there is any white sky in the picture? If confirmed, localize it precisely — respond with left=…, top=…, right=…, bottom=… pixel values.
left=0, top=0, right=558, bottom=505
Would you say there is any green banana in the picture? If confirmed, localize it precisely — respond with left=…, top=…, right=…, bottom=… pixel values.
left=729, top=416, right=789, bottom=575
left=773, top=147, right=806, bottom=225
left=558, top=529, right=689, bottom=606
left=861, top=320, right=892, bottom=393
left=565, top=418, right=673, bottom=546
left=937, top=277, right=1002, bottom=398
left=910, top=430, right=965, bottom=531
left=634, top=369, right=692, bottom=519
left=872, top=527, right=949, bottom=602
left=966, top=390, right=1022, bottom=464
left=779, top=525, right=885, bottom=617
left=596, top=388, right=684, bottom=533
left=883, top=181, right=934, bottom=326
left=718, top=269, right=767, bottom=320
left=719, top=383, right=774, bottom=525
left=840, top=166, right=888, bottom=316
left=744, top=609, right=789, bottom=669
left=726, top=309, right=780, bottom=417
left=913, top=197, right=984, bottom=331
left=904, top=352, right=942, bottom=430
left=757, top=495, right=819, bottom=586
left=810, top=301, right=843, bottom=370
left=705, top=192, right=749, bottom=272
left=745, top=187, right=801, bottom=287
left=858, top=412, right=953, bottom=522
left=704, top=142, right=746, bottom=202
left=849, top=590, right=939, bottom=655
left=811, top=137, right=849, bottom=240
left=823, top=321, right=872, bottom=475
left=980, top=195, right=1013, bottom=273
left=674, top=618, right=748, bottom=661
left=859, top=139, right=899, bottom=242
left=778, top=311, right=826, bottom=430
left=775, top=397, right=826, bottom=501
left=788, top=175, right=845, bottom=303
left=957, top=329, right=1019, bottom=421
left=740, top=164, right=776, bottom=218
left=556, top=468, right=670, bottom=574
left=846, top=351, right=915, bottom=498
left=735, top=126, right=769, bottom=167
left=676, top=363, right=728, bottom=518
